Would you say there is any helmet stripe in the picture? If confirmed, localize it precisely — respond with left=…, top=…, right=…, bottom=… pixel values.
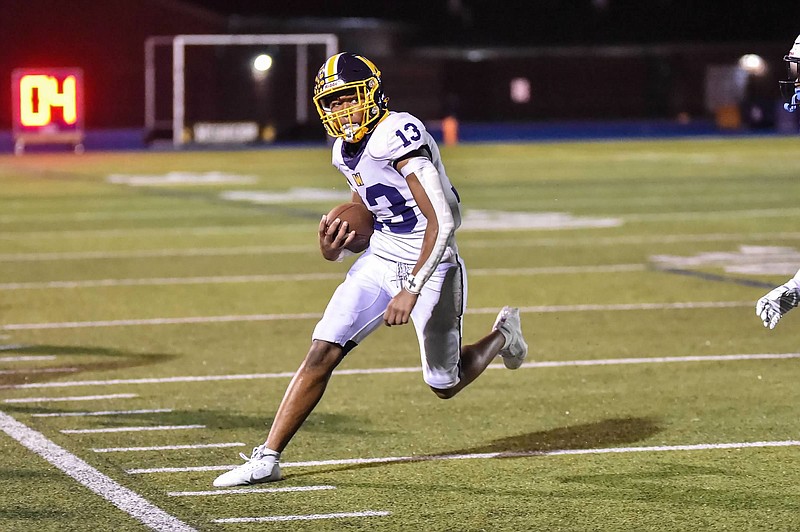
left=325, top=53, right=343, bottom=79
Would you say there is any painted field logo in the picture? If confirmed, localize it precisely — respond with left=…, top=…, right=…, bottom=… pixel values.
left=107, top=172, right=257, bottom=186
left=459, top=210, right=622, bottom=231
left=651, top=246, right=800, bottom=276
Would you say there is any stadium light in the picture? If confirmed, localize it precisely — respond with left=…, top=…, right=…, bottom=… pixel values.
left=252, top=53, right=273, bottom=80
left=738, top=54, right=767, bottom=76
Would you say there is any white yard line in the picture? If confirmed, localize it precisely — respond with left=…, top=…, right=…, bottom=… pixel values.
left=0, top=355, right=57, bottom=362
left=2, top=231, right=800, bottom=263
left=61, top=424, right=205, bottom=434
left=169, top=485, right=335, bottom=497
left=624, top=208, right=800, bottom=222
left=0, top=344, right=31, bottom=351
left=0, top=411, right=196, bottom=532
left=0, top=209, right=258, bottom=223
left=0, top=264, right=645, bottom=290
left=3, top=210, right=800, bottom=240
left=2, top=313, right=321, bottom=331
left=213, top=510, right=390, bottom=523
left=0, top=225, right=300, bottom=240
left=93, top=442, right=245, bottom=453
left=3, top=352, right=795, bottom=391
left=0, top=245, right=313, bottom=262
left=0, top=367, right=77, bottom=375
left=127, top=440, right=800, bottom=475
left=33, top=408, right=172, bottom=418
left=3, top=393, right=137, bottom=403
left=467, top=231, right=800, bottom=248
left=0, top=273, right=342, bottom=290
left=1, top=301, right=749, bottom=331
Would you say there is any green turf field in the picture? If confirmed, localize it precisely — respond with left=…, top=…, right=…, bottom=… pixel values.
left=1, top=136, right=800, bottom=531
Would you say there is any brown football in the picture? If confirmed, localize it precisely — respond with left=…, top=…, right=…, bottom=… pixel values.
left=326, top=202, right=374, bottom=253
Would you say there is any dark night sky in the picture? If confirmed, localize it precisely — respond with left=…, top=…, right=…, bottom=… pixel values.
left=183, top=0, right=799, bottom=47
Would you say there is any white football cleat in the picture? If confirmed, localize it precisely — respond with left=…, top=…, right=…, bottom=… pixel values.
left=492, top=306, right=528, bottom=369
left=213, top=445, right=282, bottom=487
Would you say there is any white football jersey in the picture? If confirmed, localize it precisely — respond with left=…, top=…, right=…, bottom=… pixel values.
left=331, top=111, right=462, bottom=264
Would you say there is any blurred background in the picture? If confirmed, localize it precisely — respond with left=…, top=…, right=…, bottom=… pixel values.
left=1, top=0, right=798, bottom=151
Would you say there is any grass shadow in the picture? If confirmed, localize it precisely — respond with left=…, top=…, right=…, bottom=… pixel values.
left=0, top=344, right=176, bottom=388
left=442, top=416, right=662, bottom=456
left=290, top=416, right=662, bottom=478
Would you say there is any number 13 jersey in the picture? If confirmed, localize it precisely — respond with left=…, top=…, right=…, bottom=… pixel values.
left=331, top=111, right=462, bottom=264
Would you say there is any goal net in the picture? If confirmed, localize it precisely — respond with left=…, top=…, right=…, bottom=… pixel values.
left=145, top=34, right=339, bottom=146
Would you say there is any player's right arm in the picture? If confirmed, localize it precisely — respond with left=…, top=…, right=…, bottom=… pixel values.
left=383, top=156, right=455, bottom=327
left=756, top=269, right=800, bottom=329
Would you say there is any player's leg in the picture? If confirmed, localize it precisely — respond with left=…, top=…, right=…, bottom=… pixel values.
left=411, top=258, right=527, bottom=399
left=213, top=340, right=345, bottom=488
left=269, top=253, right=390, bottom=448
left=456, top=305, right=528, bottom=383
left=491, top=306, right=528, bottom=369
left=213, top=253, right=391, bottom=487
left=409, top=258, right=495, bottom=398
left=266, top=339, right=346, bottom=452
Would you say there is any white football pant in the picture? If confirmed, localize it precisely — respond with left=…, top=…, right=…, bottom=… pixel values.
left=312, top=251, right=467, bottom=389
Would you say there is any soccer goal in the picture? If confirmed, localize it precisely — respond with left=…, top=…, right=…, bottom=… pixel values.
left=144, top=34, right=339, bottom=147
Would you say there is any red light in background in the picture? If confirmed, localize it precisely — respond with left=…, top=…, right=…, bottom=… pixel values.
left=19, top=74, right=78, bottom=126
left=11, top=68, right=84, bottom=154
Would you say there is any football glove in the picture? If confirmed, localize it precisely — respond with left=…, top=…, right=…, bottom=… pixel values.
left=755, top=278, right=800, bottom=329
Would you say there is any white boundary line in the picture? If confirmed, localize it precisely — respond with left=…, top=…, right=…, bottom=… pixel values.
left=169, top=485, right=335, bottom=497
left=0, top=411, right=196, bottom=531
left=93, top=442, right=245, bottom=453
left=213, top=510, right=391, bottom=523
left=127, top=440, right=800, bottom=475
left=3, top=352, right=796, bottom=391
left=61, top=424, right=205, bottom=434
left=3, top=393, right=138, bottom=403
left=1, top=301, right=749, bottom=331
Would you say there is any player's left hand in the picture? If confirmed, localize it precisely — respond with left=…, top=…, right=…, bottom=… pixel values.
left=384, top=290, right=419, bottom=326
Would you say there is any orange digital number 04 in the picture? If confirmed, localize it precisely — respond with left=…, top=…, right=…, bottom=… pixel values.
left=19, top=74, right=77, bottom=127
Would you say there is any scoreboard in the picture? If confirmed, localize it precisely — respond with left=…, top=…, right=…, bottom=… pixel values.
left=11, top=68, right=84, bottom=154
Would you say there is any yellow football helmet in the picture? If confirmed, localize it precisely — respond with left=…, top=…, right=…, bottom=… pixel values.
left=313, top=52, right=389, bottom=143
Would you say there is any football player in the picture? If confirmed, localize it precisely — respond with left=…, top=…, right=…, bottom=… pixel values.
left=755, top=34, right=800, bottom=329
left=779, top=33, right=800, bottom=112
left=213, top=52, right=528, bottom=487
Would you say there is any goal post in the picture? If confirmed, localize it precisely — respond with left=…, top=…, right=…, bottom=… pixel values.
left=144, top=33, right=339, bottom=147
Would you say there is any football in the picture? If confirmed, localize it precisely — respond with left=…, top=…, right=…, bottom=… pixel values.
left=326, top=202, right=375, bottom=253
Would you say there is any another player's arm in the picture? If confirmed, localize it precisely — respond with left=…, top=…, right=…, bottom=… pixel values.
left=756, top=269, right=800, bottom=329
left=318, top=191, right=362, bottom=261
left=383, top=153, right=455, bottom=326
